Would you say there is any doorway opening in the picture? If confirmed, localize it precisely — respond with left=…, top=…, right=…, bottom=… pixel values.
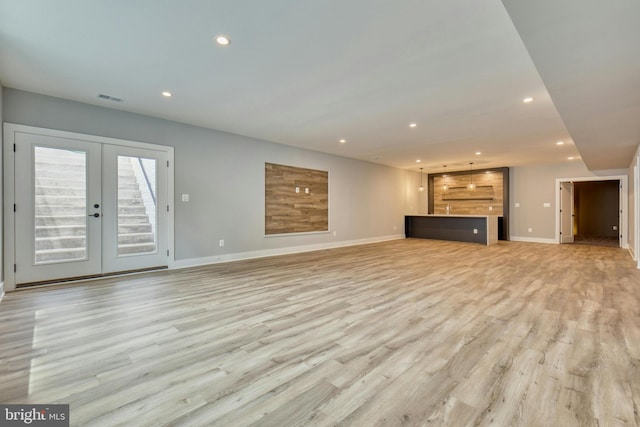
left=573, top=181, right=620, bottom=247
left=557, top=176, right=627, bottom=249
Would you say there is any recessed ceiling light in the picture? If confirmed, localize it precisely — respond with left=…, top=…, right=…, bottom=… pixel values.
left=556, top=141, right=564, bottom=145
left=475, top=151, right=482, bottom=156
left=568, top=156, right=575, bottom=160
left=215, top=35, right=231, bottom=46
left=416, top=159, right=421, bottom=163
left=339, top=139, right=346, bottom=144
left=409, top=123, right=417, bottom=128
left=162, top=91, right=172, bottom=97
left=523, top=97, right=534, bottom=103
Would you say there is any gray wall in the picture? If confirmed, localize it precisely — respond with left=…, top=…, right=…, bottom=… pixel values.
left=3, top=88, right=418, bottom=264
left=0, top=84, right=3, bottom=290
left=509, top=162, right=628, bottom=241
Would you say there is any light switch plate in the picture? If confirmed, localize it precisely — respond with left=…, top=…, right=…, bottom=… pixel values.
left=181, top=194, right=190, bottom=202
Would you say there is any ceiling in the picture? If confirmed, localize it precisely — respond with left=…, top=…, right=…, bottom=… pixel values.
left=0, top=1, right=638, bottom=173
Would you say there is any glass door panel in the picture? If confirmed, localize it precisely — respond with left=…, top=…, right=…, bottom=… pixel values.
left=34, top=147, right=88, bottom=263
left=117, top=155, right=158, bottom=256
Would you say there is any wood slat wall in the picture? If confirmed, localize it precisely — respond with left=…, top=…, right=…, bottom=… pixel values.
left=432, top=171, right=504, bottom=215
left=265, top=163, right=329, bottom=235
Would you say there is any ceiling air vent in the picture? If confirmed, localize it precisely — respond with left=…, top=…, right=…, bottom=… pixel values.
left=97, top=93, right=123, bottom=102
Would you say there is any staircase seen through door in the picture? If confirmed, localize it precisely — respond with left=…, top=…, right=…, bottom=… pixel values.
left=34, top=148, right=157, bottom=263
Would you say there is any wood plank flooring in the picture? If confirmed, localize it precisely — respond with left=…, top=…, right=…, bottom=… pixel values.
left=1, top=239, right=639, bottom=426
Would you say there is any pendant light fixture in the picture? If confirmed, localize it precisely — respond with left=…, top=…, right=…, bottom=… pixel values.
left=442, top=165, right=448, bottom=191
left=418, top=167, right=425, bottom=192
left=468, top=162, right=476, bottom=190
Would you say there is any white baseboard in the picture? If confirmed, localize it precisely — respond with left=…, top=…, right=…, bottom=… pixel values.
left=173, top=234, right=405, bottom=270
left=635, top=246, right=640, bottom=269
left=0, top=281, right=4, bottom=299
left=509, top=236, right=558, bottom=244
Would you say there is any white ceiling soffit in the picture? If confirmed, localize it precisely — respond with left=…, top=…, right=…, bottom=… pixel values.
left=502, top=0, right=640, bottom=171
left=1, top=1, right=627, bottom=171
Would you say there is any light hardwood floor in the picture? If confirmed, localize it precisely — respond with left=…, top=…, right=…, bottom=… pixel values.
left=1, top=239, right=639, bottom=426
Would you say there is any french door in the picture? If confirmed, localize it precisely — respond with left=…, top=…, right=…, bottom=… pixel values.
left=12, top=128, right=169, bottom=285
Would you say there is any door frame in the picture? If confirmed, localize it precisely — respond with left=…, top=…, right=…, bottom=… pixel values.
left=555, top=175, right=628, bottom=248
left=3, top=123, right=175, bottom=292
left=635, top=163, right=640, bottom=268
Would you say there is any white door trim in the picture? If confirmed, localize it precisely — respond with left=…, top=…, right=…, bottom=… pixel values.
left=635, top=162, right=640, bottom=267
left=3, top=123, right=175, bottom=292
left=555, top=175, right=628, bottom=248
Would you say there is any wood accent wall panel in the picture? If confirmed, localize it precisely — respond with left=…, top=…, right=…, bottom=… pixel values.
left=432, top=171, right=504, bottom=215
left=265, top=163, right=328, bottom=235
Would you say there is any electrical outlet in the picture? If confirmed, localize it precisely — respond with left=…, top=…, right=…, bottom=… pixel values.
left=473, top=229, right=478, bottom=234
left=332, top=231, right=337, bottom=236
left=515, top=202, right=520, bottom=208
left=528, top=227, right=533, bottom=233
left=488, top=206, right=493, bottom=211
left=613, top=225, right=618, bottom=231
left=219, top=240, right=224, bottom=247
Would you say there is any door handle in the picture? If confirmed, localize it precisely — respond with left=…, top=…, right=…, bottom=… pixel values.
left=89, top=213, right=100, bottom=218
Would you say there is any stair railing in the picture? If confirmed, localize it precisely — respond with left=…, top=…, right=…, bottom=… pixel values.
left=137, top=158, right=156, bottom=205
left=130, top=157, right=158, bottom=239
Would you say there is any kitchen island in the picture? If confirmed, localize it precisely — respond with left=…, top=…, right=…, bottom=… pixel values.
left=405, top=214, right=499, bottom=245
